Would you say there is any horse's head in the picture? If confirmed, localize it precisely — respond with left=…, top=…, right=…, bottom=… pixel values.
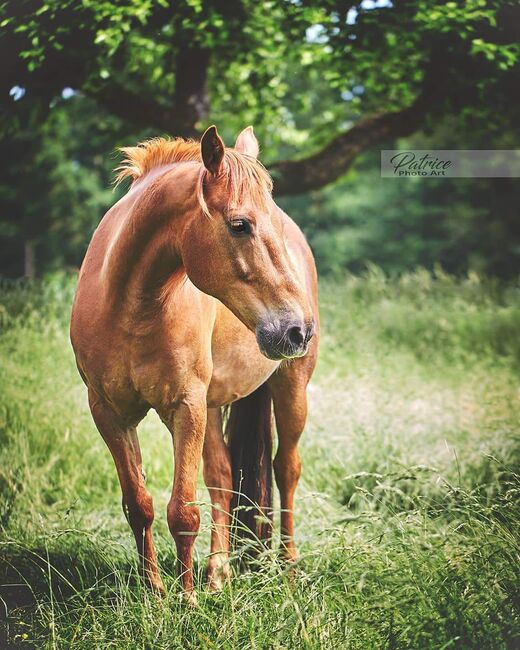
left=180, top=125, right=315, bottom=360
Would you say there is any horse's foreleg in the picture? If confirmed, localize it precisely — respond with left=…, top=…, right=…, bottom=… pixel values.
left=268, top=373, right=308, bottom=563
left=160, top=390, right=207, bottom=600
left=88, top=391, right=164, bottom=594
left=202, top=407, right=232, bottom=590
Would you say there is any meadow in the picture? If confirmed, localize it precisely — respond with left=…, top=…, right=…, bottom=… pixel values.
left=0, top=269, right=519, bottom=649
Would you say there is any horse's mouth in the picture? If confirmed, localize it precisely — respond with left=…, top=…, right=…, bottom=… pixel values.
left=256, top=340, right=310, bottom=361
left=260, top=348, right=308, bottom=361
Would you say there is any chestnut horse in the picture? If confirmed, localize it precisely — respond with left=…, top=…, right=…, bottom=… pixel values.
left=70, top=125, right=319, bottom=599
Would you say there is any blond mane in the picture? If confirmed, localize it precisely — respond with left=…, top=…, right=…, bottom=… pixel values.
left=115, top=137, right=273, bottom=215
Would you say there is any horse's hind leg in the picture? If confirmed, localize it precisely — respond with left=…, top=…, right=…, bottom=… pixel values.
left=268, top=359, right=314, bottom=562
left=202, top=407, right=232, bottom=590
left=88, top=390, right=164, bottom=594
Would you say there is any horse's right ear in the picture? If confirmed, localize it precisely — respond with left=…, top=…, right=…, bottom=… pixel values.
left=235, top=126, right=259, bottom=158
left=235, top=126, right=260, bottom=158
left=201, top=125, right=225, bottom=175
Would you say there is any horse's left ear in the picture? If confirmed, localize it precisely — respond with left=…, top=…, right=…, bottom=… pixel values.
left=201, top=125, right=225, bottom=175
left=235, top=126, right=259, bottom=159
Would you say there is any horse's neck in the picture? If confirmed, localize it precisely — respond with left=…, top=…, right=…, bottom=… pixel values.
left=100, top=166, right=195, bottom=315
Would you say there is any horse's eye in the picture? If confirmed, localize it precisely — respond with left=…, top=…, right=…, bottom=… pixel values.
left=228, top=218, right=252, bottom=236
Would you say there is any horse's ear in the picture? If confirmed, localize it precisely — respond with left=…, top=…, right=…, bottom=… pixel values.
left=201, top=125, right=225, bottom=175
left=235, top=126, right=259, bottom=159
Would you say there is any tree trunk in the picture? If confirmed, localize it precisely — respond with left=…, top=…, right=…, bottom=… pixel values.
left=24, top=240, right=36, bottom=278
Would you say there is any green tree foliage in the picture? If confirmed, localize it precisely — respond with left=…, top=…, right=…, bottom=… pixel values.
left=2, top=1, right=519, bottom=178
left=0, top=0, right=519, bottom=275
left=280, top=158, right=520, bottom=277
left=280, top=116, right=520, bottom=277
left=0, top=96, right=119, bottom=276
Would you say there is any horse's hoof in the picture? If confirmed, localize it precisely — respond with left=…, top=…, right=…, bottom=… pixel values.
left=206, top=558, right=230, bottom=592
left=147, top=578, right=166, bottom=598
left=179, top=590, right=198, bottom=607
left=279, top=546, right=299, bottom=564
left=207, top=572, right=228, bottom=592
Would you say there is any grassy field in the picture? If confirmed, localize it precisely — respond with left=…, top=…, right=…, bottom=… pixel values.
left=0, top=269, right=519, bottom=649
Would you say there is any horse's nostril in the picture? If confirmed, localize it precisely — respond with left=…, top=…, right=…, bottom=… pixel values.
left=287, top=325, right=304, bottom=347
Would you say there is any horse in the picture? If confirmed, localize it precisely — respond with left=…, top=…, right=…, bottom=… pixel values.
left=70, top=125, right=319, bottom=599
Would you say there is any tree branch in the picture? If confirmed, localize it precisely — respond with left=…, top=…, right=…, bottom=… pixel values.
left=269, top=99, right=427, bottom=195
left=172, top=44, right=210, bottom=136
left=270, top=52, right=448, bottom=195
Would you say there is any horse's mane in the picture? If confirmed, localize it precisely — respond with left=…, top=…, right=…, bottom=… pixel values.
left=115, top=137, right=273, bottom=215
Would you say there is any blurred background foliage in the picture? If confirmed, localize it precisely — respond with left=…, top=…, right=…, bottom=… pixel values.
left=0, top=0, right=519, bottom=278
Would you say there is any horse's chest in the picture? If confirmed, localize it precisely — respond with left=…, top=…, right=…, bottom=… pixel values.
left=207, top=325, right=279, bottom=407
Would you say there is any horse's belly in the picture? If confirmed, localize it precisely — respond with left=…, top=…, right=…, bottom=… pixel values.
left=207, top=306, right=279, bottom=407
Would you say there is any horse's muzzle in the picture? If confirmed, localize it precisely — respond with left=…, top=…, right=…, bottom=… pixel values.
left=256, top=317, right=315, bottom=360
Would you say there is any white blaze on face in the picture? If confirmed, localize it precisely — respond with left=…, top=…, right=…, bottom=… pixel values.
left=287, top=245, right=305, bottom=288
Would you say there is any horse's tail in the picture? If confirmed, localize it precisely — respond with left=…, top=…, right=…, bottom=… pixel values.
left=226, top=382, right=273, bottom=549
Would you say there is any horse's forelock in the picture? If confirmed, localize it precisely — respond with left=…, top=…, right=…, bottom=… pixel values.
left=197, top=149, right=273, bottom=218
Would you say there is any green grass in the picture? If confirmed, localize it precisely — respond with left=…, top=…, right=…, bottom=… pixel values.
left=0, top=269, right=519, bottom=649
